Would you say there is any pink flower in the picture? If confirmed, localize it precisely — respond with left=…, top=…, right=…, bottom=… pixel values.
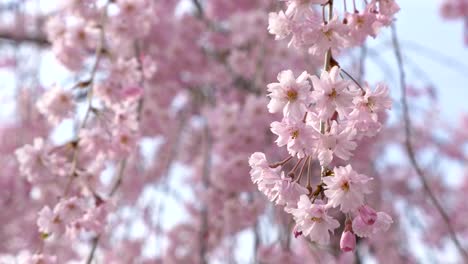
left=37, top=206, right=65, bottom=237
left=352, top=211, right=393, bottom=237
left=15, top=138, right=65, bottom=184
left=283, top=0, right=328, bottom=19
left=36, top=85, right=75, bottom=125
left=248, top=152, right=270, bottom=183
left=290, top=195, right=340, bottom=244
left=323, top=165, right=372, bottom=212
left=273, top=175, right=309, bottom=207
left=267, top=70, right=311, bottom=119
left=349, top=83, right=392, bottom=137
left=271, top=117, right=318, bottom=158
left=340, top=231, right=356, bottom=252
left=268, top=11, right=291, bottom=40
left=316, top=122, right=357, bottom=166
left=311, top=66, right=355, bottom=119
left=308, top=17, right=348, bottom=57
left=37, top=197, right=87, bottom=237
left=248, top=152, right=282, bottom=201
left=346, top=10, right=381, bottom=46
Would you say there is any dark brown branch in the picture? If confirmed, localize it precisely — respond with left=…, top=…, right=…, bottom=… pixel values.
left=391, top=24, right=468, bottom=262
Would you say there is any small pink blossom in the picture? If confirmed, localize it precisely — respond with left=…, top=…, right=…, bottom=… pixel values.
left=268, top=11, right=292, bottom=40
left=316, top=122, right=357, bottom=166
left=311, top=66, right=355, bottom=119
left=308, top=17, right=348, bottom=57
left=271, top=117, right=318, bottom=158
left=323, top=165, right=372, bottom=212
left=36, top=85, right=75, bottom=125
left=267, top=70, right=311, bottom=119
left=273, top=175, right=309, bottom=207
left=290, top=195, right=340, bottom=244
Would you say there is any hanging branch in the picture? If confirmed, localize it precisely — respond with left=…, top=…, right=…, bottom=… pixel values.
left=391, top=24, right=468, bottom=262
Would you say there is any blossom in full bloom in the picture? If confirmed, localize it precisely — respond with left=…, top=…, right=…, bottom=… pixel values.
left=248, top=152, right=282, bottom=201
left=273, top=175, right=309, bottom=207
left=290, top=195, right=340, bottom=244
left=310, top=66, right=355, bottom=119
left=323, top=165, right=372, bottom=212
left=15, top=138, right=65, bottom=184
left=316, top=121, right=357, bottom=166
left=36, top=85, right=75, bottom=125
left=268, top=11, right=291, bottom=40
left=267, top=70, right=311, bottom=119
left=308, top=17, right=349, bottom=57
left=271, top=117, right=318, bottom=158
left=349, top=83, right=392, bottom=137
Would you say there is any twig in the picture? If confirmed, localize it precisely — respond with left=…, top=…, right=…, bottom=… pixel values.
left=85, top=236, right=100, bottom=264
left=199, top=120, right=212, bottom=264
left=191, top=0, right=204, bottom=18
left=391, top=24, right=468, bottom=262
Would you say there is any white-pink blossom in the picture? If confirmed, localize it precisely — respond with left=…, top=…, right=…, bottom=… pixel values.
left=267, top=70, right=311, bottom=119
left=36, top=85, right=75, bottom=125
left=290, top=195, right=340, bottom=244
left=323, top=165, right=372, bottom=212
left=271, top=117, right=318, bottom=158
left=311, top=66, right=355, bottom=119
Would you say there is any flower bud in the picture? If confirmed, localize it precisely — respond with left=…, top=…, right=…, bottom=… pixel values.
left=358, top=205, right=377, bottom=225
left=340, top=231, right=356, bottom=252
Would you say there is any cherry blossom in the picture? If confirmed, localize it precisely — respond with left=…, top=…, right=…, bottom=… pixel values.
left=291, top=195, right=340, bottom=244
left=323, top=165, right=372, bottom=212
left=267, top=70, right=311, bottom=118
left=36, top=85, right=75, bottom=125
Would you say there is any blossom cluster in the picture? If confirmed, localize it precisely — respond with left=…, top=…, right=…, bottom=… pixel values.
left=250, top=0, right=396, bottom=252
left=268, top=0, right=400, bottom=58
left=440, top=0, right=468, bottom=44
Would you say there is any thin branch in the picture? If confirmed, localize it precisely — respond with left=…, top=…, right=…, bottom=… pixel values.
left=192, top=0, right=204, bottom=18
left=0, top=31, right=49, bottom=46
left=85, top=236, right=100, bottom=264
left=199, top=120, right=212, bottom=264
left=391, top=24, right=468, bottom=262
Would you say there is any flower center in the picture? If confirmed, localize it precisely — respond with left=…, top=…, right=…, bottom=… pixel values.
left=291, top=130, right=299, bottom=139
left=311, top=217, right=322, bottom=223
left=328, top=89, right=337, bottom=99
left=286, top=89, right=298, bottom=101
left=323, top=30, right=333, bottom=41
left=341, top=181, right=350, bottom=191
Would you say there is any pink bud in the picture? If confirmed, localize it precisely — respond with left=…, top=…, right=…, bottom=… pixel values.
left=358, top=205, right=377, bottom=225
left=340, top=231, right=356, bottom=252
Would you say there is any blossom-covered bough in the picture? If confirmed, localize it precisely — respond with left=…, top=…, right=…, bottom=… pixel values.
left=250, top=0, right=396, bottom=253
left=1, top=0, right=468, bottom=263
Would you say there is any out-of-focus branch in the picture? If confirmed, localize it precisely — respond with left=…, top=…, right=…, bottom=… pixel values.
left=192, top=0, right=204, bottom=18
left=391, top=24, right=468, bottom=262
left=199, top=120, right=212, bottom=264
left=0, top=31, right=49, bottom=46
